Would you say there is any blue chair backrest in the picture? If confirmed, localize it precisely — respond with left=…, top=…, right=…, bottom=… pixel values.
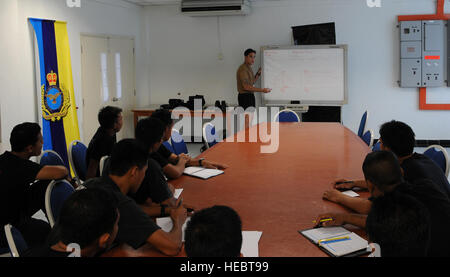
left=424, top=147, right=447, bottom=175
left=50, top=180, right=75, bottom=224
left=372, top=141, right=381, bottom=152
left=40, top=150, right=65, bottom=167
left=171, top=130, right=188, bottom=155
left=162, top=141, right=174, bottom=153
left=71, top=141, right=87, bottom=181
left=276, top=110, right=300, bottom=122
left=362, top=130, right=372, bottom=147
left=358, top=111, right=368, bottom=138
left=204, top=124, right=218, bottom=148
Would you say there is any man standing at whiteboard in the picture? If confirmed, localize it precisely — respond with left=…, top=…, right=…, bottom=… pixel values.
left=236, top=48, right=272, bottom=109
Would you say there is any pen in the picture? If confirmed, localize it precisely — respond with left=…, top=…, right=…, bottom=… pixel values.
left=312, top=218, right=333, bottom=224
left=318, top=236, right=350, bottom=245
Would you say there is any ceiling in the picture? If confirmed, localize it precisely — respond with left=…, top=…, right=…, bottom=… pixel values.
left=123, top=0, right=277, bottom=6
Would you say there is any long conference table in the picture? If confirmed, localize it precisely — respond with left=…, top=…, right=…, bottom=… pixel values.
left=103, top=122, right=371, bottom=257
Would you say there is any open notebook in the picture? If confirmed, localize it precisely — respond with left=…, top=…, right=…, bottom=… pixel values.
left=183, top=166, right=224, bottom=180
left=300, top=226, right=370, bottom=257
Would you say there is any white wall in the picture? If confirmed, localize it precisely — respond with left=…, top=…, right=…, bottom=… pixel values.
left=0, top=0, right=147, bottom=152
left=143, top=0, right=450, bottom=140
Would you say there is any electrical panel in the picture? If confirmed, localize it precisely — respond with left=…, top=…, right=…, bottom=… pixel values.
left=400, top=20, right=445, bottom=87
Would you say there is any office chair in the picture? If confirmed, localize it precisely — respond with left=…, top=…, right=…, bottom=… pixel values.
left=68, top=140, right=87, bottom=185
left=38, top=150, right=65, bottom=167
left=203, top=123, right=218, bottom=149
left=372, top=141, right=381, bottom=152
left=424, top=145, right=449, bottom=178
left=274, top=109, right=300, bottom=122
left=4, top=224, right=28, bottom=257
left=362, top=130, right=373, bottom=148
left=357, top=111, right=368, bottom=138
left=162, top=141, right=175, bottom=153
left=171, top=129, right=189, bottom=155
left=45, top=179, right=75, bottom=228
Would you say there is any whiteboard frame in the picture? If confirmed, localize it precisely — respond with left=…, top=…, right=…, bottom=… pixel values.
left=261, top=44, right=348, bottom=106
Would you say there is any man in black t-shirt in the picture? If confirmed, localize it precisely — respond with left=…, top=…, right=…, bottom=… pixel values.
left=324, top=120, right=450, bottom=212
left=316, top=151, right=450, bottom=257
left=151, top=109, right=227, bottom=180
left=85, top=106, right=123, bottom=180
left=0, top=123, right=69, bottom=249
left=25, top=188, right=119, bottom=257
left=84, top=139, right=187, bottom=255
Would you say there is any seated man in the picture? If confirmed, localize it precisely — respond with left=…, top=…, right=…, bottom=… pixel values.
left=85, top=106, right=123, bottom=180
left=84, top=139, right=187, bottom=256
left=25, top=188, right=119, bottom=257
left=150, top=109, right=227, bottom=179
left=315, top=151, right=450, bottom=257
left=366, top=192, right=431, bottom=257
left=328, top=120, right=450, bottom=203
left=133, top=117, right=194, bottom=214
left=0, top=122, right=69, bottom=249
left=184, top=205, right=242, bottom=257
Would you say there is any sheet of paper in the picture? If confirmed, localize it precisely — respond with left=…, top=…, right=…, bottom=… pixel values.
left=156, top=217, right=190, bottom=241
left=301, top=227, right=350, bottom=244
left=241, top=231, right=263, bottom=257
left=183, top=166, right=204, bottom=175
left=342, top=190, right=360, bottom=197
left=194, top=169, right=224, bottom=179
left=174, top=188, right=183, bottom=199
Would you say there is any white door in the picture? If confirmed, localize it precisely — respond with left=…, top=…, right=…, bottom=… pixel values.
left=81, top=35, right=135, bottom=144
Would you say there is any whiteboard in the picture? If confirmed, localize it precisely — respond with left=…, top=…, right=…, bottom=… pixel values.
left=262, top=45, right=347, bottom=105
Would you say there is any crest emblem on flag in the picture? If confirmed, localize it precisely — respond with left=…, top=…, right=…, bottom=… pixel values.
left=41, top=70, right=71, bottom=121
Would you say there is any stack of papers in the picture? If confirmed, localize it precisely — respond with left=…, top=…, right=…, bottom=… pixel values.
left=183, top=166, right=224, bottom=180
left=300, top=226, right=369, bottom=257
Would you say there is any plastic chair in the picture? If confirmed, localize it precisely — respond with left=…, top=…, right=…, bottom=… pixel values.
left=45, top=179, right=75, bottom=228
left=171, top=129, right=188, bottom=155
left=4, top=224, right=28, bottom=257
left=203, top=123, right=218, bottom=149
left=362, top=130, right=373, bottom=148
left=424, top=145, right=449, bottom=177
left=38, top=150, right=65, bottom=167
left=357, top=111, right=368, bottom=138
left=372, top=141, right=381, bottom=152
left=100, top=156, right=111, bottom=177
left=99, top=155, right=109, bottom=176
left=162, top=141, right=175, bottom=153
left=274, top=109, right=300, bottom=122
left=68, top=140, right=87, bottom=184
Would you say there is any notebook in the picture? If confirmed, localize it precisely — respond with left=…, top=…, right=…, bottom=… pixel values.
left=299, top=226, right=370, bottom=257
left=183, top=166, right=224, bottom=180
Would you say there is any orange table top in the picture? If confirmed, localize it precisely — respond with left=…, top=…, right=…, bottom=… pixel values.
left=104, top=122, right=371, bottom=257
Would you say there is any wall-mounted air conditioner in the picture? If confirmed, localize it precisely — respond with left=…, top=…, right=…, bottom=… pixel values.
left=181, top=0, right=251, bottom=16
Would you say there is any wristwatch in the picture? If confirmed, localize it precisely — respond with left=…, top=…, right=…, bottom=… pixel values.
left=199, top=158, right=205, bottom=166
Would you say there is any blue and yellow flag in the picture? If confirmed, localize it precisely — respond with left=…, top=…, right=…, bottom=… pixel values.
left=29, top=18, right=80, bottom=170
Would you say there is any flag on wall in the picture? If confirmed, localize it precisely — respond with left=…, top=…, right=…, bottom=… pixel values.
left=29, top=18, right=80, bottom=170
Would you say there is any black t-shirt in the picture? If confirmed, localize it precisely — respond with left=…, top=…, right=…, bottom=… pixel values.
left=129, top=157, right=173, bottom=205
left=0, top=151, right=43, bottom=225
left=83, top=176, right=160, bottom=249
left=85, top=127, right=117, bottom=177
left=392, top=180, right=450, bottom=257
left=150, top=144, right=173, bottom=169
left=402, top=153, right=450, bottom=197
